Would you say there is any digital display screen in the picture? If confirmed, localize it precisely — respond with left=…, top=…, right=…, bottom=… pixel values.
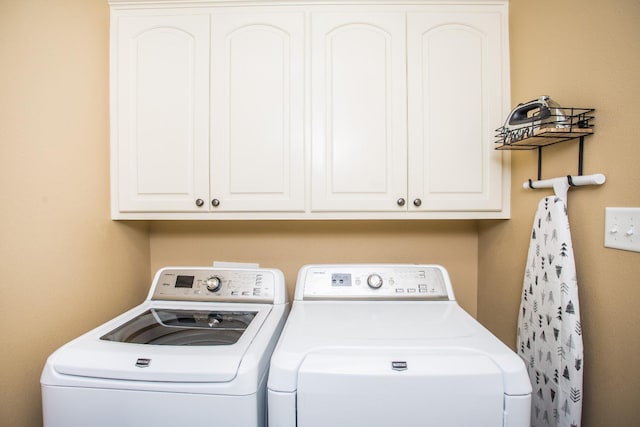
left=331, top=273, right=352, bottom=287
left=175, top=275, right=195, bottom=288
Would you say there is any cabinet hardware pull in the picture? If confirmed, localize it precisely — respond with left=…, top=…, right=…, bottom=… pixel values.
left=397, top=198, right=406, bottom=206
left=413, top=198, right=422, bottom=207
left=195, top=198, right=204, bottom=207
left=211, top=199, right=221, bottom=207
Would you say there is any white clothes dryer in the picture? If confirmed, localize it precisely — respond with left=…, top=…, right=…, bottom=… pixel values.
left=42, top=266, right=288, bottom=427
left=268, top=264, right=531, bottom=427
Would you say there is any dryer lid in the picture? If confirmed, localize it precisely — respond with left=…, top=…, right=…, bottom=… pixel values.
left=268, top=302, right=531, bottom=396
left=50, top=307, right=270, bottom=383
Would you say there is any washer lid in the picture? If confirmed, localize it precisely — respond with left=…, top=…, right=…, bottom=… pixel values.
left=51, top=306, right=271, bottom=383
left=100, top=309, right=256, bottom=346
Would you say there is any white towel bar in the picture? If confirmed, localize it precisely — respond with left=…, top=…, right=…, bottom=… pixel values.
left=522, top=173, right=606, bottom=200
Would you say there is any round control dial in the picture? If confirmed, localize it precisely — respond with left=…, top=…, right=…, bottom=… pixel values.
left=367, top=273, right=384, bottom=289
left=205, top=276, right=222, bottom=293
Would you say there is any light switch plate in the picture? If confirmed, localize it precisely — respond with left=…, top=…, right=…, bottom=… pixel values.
left=604, top=207, right=640, bottom=252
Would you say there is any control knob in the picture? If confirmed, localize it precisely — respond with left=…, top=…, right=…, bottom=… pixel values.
left=205, top=276, right=223, bottom=293
left=367, top=273, right=384, bottom=289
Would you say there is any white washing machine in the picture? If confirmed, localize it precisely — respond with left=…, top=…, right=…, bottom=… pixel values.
left=41, top=266, right=288, bottom=427
left=268, top=264, right=532, bottom=427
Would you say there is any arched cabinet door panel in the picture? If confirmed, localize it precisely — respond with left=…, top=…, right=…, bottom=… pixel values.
left=407, top=10, right=508, bottom=212
left=311, top=11, right=408, bottom=212
left=211, top=11, right=305, bottom=212
left=113, top=13, right=210, bottom=213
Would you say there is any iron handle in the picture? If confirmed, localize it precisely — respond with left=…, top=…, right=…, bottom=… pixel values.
left=413, top=198, right=422, bottom=207
left=211, top=199, right=220, bottom=207
left=195, top=198, right=204, bottom=207
left=397, top=198, right=406, bottom=207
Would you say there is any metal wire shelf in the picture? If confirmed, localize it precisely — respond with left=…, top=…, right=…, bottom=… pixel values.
left=494, top=107, right=594, bottom=150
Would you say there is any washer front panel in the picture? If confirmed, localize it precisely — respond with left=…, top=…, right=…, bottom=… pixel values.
left=298, top=265, right=451, bottom=300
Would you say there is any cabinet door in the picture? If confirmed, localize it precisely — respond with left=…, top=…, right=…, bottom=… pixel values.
left=311, top=11, right=407, bottom=212
left=211, top=11, right=305, bottom=212
left=407, top=9, right=508, bottom=212
left=113, top=13, right=210, bottom=213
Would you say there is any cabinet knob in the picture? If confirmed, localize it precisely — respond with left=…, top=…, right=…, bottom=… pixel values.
left=397, top=198, right=406, bottom=207
left=211, top=199, right=221, bottom=207
left=413, top=198, right=422, bottom=207
left=195, top=198, right=204, bottom=207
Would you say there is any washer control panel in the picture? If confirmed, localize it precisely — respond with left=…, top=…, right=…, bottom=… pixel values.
left=151, top=268, right=277, bottom=303
left=298, top=264, right=453, bottom=301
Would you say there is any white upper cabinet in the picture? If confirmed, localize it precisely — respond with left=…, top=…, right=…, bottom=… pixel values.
left=112, top=13, right=210, bottom=213
left=407, top=9, right=507, bottom=212
left=311, top=11, right=408, bottom=212
left=110, top=1, right=510, bottom=220
left=211, top=11, right=305, bottom=212
left=112, top=9, right=304, bottom=216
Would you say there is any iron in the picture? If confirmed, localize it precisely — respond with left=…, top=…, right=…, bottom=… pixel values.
left=498, top=95, right=568, bottom=145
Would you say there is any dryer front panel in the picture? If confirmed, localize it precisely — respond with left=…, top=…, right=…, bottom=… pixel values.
left=296, top=350, right=504, bottom=427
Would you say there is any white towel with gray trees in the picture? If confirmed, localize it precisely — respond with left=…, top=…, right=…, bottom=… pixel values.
left=517, top=196, right=583, bottom=427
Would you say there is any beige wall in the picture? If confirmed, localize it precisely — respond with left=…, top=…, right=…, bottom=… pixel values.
left=0, top=1, right=150, bottom=426
left=2, top=0, right=639, bottom=426
left=479, top=0, right=640, bottom=425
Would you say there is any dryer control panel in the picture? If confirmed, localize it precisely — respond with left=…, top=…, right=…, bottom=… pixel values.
left=150, top=267, right=283, bottom=303
left=297, top=264, right=453, bottom=301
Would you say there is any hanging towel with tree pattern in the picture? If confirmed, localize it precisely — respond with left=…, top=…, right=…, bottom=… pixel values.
left=517, top=196, right=583, bottom=427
